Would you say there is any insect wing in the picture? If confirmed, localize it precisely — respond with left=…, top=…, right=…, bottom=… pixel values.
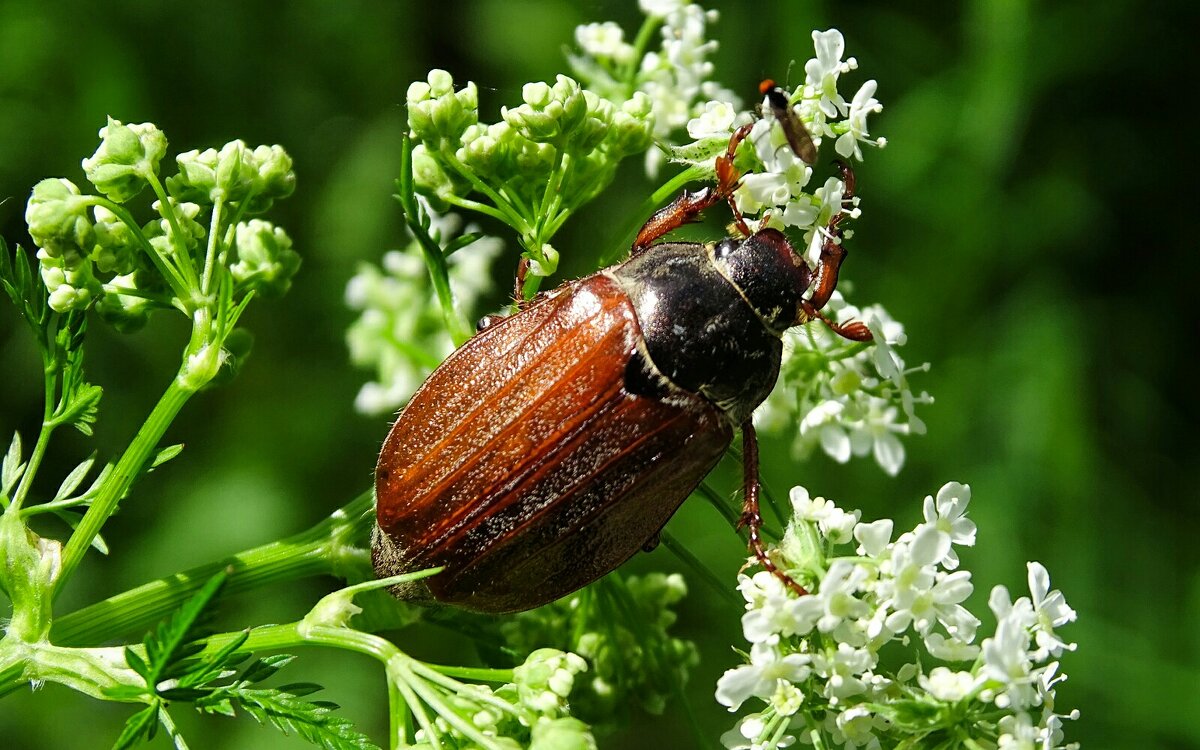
left=375, top=274, right=732, bottom=612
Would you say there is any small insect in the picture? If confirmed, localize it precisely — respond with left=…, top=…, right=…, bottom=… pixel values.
left=373, top=94, right=870, bottom=613
left=758, top=78, right=817, bottom=165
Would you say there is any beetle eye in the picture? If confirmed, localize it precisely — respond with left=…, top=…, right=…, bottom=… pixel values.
left=714, top=238, right=739, bottom=259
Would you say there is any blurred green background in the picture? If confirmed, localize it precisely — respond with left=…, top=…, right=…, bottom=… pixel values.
left=1, top=0, right=1194, bottom=747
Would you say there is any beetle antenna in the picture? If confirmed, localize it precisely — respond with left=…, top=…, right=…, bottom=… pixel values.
left=738, top=423, right=809, bottom=597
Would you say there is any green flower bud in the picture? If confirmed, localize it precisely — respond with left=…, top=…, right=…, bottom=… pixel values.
left=607, top=95, right=656, bottom=157
left=91, top=206, right=139, bottom=275
left=408, top=69, right=478, bottom=143
left=214, top=140, right=259, bottom=204
left=38, top=247, right=99, bottom=313
left=530, top=717, right=598, bottom=750
left=410, top=143, right=460, bottom=209
left=150, top=198, right=207, bottom=252
left=231, top=219, right=301, bottom=296
left=502, top=75, right=587, bottom=144
left=245, top=144, right=296, bottom=212
left=528, top=243, right=559, bottom=278
left=96, top=271, right=154, bottom=332
left=25, top=178, right=94, bottom=256
left=514, top=648, right=587, bottom=715
left=572, top=91, right=613, bottom=153
left=167, top=147, right=220, bottom=202
left=81, top=118, right=166, bottom=202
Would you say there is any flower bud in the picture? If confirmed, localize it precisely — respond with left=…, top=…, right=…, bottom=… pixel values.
left=530, top=717, right=598, bottom=750
left=231, top=219, right=301, bottom=296
left=91, top=206, right=139, bottom=275
left=81, top=118, right=166, bottom=202
left=26, top=178, right=94, bottom=256
left=527, top=243, right=559, bottom=278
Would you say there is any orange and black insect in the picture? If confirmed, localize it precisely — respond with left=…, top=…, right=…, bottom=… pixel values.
left=373, top=86, right=870, bottom=613
left=758, top=78, right=817, bottom=165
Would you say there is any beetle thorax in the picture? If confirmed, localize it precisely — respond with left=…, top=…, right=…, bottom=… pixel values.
left=608, top=240, right=787, bottom=425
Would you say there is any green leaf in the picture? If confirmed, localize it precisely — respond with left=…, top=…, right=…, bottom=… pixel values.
left=111, top=703, right=159, bottom=750
left=442, top=232, right=484, bottom=256
left=50, top=509, right=110, bottom=554
left=124, top=646, right=151, bottom=681
left=150, top=443, right=185, bottom=469
left=1, top=432, right=23, bottom=497
left=0, top=240, right=48, bottom=330
left=54, top=453, right=97, bottom=501
left=176, top=630, right=250, bottom=688
left=239, top=653, right=296, bottom=684
left=199, top=686, right=380, bottom=750
left=141, top=570, right=228, bottom=683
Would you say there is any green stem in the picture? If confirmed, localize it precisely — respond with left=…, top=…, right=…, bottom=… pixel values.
left=600, top=163, right=708, bottom=266
left=8, top=369, right=56, bottom=512
left=158, top=705, right=190, bottom=750
left=441, top=150, right=533, bottom=237
left=54, top=377, right=197, bottom=600
left=421, top=663, right=513, bottom=683
left=399, top=137, right=473, bottom=346
left=659, top=531, right=741, bottom=606
left=623, top=15, right=662, bottom=91
left=52, top=490, right=374, bottom=646
left=90, top=197, right=192, bottom=306
left=201, top=195, right=224, bottom=295
left=145, top=172, right=200, bottom=291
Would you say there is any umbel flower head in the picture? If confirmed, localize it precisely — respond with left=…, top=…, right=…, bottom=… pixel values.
left=716, top=482, right=1079, bottom=750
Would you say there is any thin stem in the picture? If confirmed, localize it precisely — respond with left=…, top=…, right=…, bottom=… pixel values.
left=441, top=194, right=513, bottom=227
left=441, top=150, right=532, bottom=237
left=158, top=706, right=190, bottom=750
left=200, top=195, right=224, bottom=295
left=660, top=531, right=741, bottom=606
left=52, top=490, right=374, bottom=645
left=145, top=172, right=200, bottom=291
left=8, top=370, right=56, bottom=512
left=600, top=163, right=709, bottom=266
left=90, top=197, right=192, bottom=305
left=420, top=663, right=514, bottom=683
left=55, top=377, right=196, bottom=600
left=622, top=15, right=662, bottom=91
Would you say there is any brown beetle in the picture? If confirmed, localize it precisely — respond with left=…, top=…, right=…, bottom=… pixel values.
left=373, top=115, right=871, bottom=613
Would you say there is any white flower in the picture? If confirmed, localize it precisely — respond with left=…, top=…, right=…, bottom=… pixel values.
left=835, top=80, right=883, bottom=160
left=687, top=99, right=738, bottom=139
left=575, top=22, right=635, bottom=64
left=346, top=206, right=502, bottom=415
left=924, top=631, right=981, bottom=662
left=981, top=597, right=1039, bottom=710
left=812, top=641, right=873, bottom=701
left=804, top=29, right=857, bottom=120
left=1026, top=562, right=1078, bottom=660
left=716, top=642, right=812, bottom=710
left=919, top=666, right=976, bottom=702
left=814, top=561, right=871, bottom=633
left=917, top=481, right=977, bottom=569
left=638, top=0, right=687, bottom=17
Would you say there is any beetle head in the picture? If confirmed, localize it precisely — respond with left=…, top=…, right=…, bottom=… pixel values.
left=712, top=228, right=811, bottom=334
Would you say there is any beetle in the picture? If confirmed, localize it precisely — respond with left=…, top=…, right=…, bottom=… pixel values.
left=373, top=105, right=872, bottom=613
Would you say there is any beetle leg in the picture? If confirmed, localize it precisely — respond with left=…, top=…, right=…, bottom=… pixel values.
left=632, top=123, right=754, bottom=255
left=802, top=160, right=873, bottom=342
left=737, top=422, right=809, bottom=597
left=800, top=300, right=873, bottom=342
left=512, top=257, right=530, bottom=306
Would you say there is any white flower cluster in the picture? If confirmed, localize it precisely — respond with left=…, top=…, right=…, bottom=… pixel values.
left=345, top=205, right=502, bottom=415
left=568, top=0, right=738, bottom=177
left=680, top=30, right=882, bottom=260
left=755, top=295, right=930, bottom=476
left=716, top=483, right=1079, bottom=750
